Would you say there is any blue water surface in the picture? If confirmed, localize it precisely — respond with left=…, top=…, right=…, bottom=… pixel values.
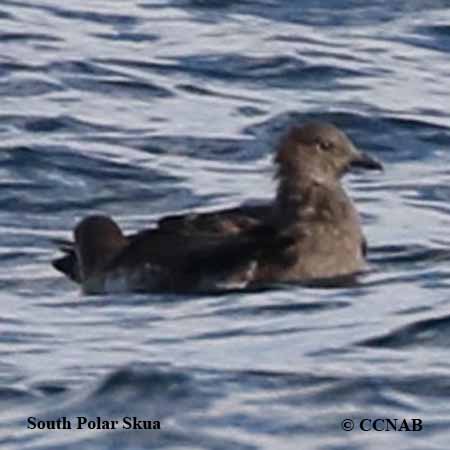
left=1, top=0, right=450, bottom=449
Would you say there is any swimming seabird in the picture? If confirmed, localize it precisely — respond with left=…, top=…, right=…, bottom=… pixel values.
left=52, top=121, right=382, bottom=293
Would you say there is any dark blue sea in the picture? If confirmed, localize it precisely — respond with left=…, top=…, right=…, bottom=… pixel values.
left=1, top=0, right=450, bottom=448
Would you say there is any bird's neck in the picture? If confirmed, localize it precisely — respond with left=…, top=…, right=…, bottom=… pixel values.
left=274, top=172, right=349, bottom=225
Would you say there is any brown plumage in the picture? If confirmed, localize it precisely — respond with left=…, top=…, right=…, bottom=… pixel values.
left=52, top=121, right=382, bottom=294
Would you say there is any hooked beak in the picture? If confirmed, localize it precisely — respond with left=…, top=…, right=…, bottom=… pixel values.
left=349, top=148, right=383, bottom=171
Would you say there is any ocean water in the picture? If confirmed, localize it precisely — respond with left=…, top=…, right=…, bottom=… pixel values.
left=1, top=0, right=450, bottom=449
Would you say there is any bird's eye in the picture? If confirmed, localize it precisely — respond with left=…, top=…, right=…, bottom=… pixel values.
left=316, top=139, right=334, bottom=151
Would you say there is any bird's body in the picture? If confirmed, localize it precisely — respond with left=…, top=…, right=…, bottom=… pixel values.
left=52, top=121, right=382, bottom=294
